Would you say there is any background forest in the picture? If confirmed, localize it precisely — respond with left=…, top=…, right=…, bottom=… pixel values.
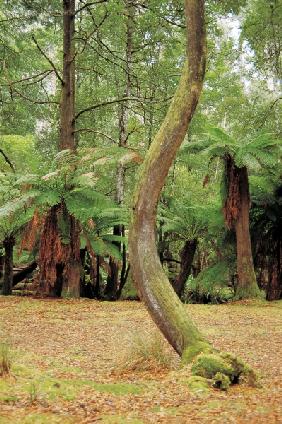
left=0, top=1, right=282, bottom=423
left=0, top=0, right=281, bottom=303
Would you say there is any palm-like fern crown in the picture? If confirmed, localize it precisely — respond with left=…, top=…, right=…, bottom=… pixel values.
left=159, top=201, right=223, bottom=240
left=0, top=147, right=133, bottom=258
left=184, top=126, right=281, bottom=171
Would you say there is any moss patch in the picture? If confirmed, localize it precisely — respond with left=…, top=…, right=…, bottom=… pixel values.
left=181, top=341, right=212, bottom=364
left=185, top=376, right=210, bottom=395
left=191, top=352, right=257, bottom=390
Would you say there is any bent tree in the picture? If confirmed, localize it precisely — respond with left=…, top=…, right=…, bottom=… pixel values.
left=129, top=0, right=256, bottom=389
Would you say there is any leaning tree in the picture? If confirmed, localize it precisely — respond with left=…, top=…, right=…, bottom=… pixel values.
left=128, top=0, right=256, bottom=389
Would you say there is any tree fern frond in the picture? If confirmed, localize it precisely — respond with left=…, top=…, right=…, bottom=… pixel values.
left=101, top=234, right=127, bottom=246
left=35, top=190, right=61, bottom=207
left=0, top=191, right=39, bottom=220
left=88, top=236, right=122, bottom=260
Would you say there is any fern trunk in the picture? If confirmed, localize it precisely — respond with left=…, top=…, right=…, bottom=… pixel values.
left=224, top=158, right=260, bottom=299
left=235, top=176, right=260, bottom=299
left=128, top=0, right=210, bottom=361
left=2, top=235, right=15, bottom=296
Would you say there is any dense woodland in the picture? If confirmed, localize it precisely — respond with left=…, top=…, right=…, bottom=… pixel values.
left=0, top=0, right=281, bottom=421
left=0, top=0, right=280, bottom=302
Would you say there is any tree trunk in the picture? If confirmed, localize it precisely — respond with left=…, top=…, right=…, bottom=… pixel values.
left=0, top=251, right=4, bottom=280
left=224, top=160, right=261, bottom=299
left=2, top=236, right=15, bottom=295
left=38, top=0, right=81, bottom=298
left=106, top=0, right=134, bottom=299
left=266, top=240, right=282, bottom=300
left=105, top=256, right=119, bottom=300
left=128, top=0, right=209, bottom=361
left=173, top=239, right=198, bottom=297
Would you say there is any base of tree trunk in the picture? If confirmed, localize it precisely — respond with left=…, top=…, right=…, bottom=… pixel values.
left=182, top=346, right=257, bottom=391
left=2, top=236, right=15, bottom=296
left=37, top=204, right=81, bottom=298
left=235, top=279, right=262, bottom=300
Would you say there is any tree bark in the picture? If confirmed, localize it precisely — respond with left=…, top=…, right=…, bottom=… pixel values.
left=173, top=239, right=198, bottom=297
left=266, top=240, right=282, bottom=300
left=0, top=251, right=4, bottom=280
left=2, top=236, right=15, bottom=296
left=224, top=157, right=261, bottom=299
left=38, top=0, right=81, bottom=298
left=128, top=0, right=209, bottom=361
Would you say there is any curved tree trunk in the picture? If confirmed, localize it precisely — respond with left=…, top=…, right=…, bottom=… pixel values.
left=128, top=0, right=209, bottom=361
left=2, top=236, right=15, bottom=296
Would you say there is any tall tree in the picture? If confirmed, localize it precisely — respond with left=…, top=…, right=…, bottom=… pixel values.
left=184, top=127, right=280, bottom=298
left=129, top=0, right=209, bottom=359
left=105, top=0, right=135, bottom=300
left=38, top=0, right=81, bottom=298
left=128, top=0, right=257, bottom=389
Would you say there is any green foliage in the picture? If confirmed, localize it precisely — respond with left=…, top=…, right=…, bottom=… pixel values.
left=184, top=262, right=234, bottom=304
left=0, top=135, right=40, bottom=173
left=185, top=126, right=280, bottom=173
left=241, top=0, right=282, bottom=78
left=0, top=147, right=128, bottom=260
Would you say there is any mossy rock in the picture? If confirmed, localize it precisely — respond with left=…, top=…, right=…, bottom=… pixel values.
left=191, top=352, right=257, bottom=390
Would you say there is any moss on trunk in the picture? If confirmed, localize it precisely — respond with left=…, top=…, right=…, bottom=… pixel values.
left=129, top=0, right=208, bottom=359
left=128, top=0, right=257, bottom=389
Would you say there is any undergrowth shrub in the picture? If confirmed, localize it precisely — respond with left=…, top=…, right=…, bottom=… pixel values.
left=183, top=262, right=234, bottom=304
left=119, top=330, right=174, bottom=372
left=0, top=342, right=11, bottom=376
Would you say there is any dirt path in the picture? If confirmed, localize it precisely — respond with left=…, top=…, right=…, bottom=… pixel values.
left=0, top=297, right=281, bottom=423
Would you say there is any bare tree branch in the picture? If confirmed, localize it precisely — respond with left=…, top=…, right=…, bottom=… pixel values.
left=74, top=128, right=117, bottom=143
left=31, top=35, right=64, bottom=85
left=0, top=70, right=52, bottom=87
left=75, top=97, right=142, bottom=119
left=75, top=0, right=108, bottom=15
left=11, top=87, right=59, bottom=105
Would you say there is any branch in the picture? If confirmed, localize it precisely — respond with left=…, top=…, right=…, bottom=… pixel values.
left=75, top=0, right=108, bottom=15
left=31, top=35, right=64, bottom=85
left=11, top=87, right=59, bottom=105
left=74, top=128, right=117, bottom=144
left=0, top=70, right=52, bottom=87
left=75, top=97, right=142, bottom=120
left=0, top=149, right=15, bottom=172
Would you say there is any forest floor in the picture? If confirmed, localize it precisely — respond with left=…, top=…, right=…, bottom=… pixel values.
left=0, top=297, right=281, bottom=424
